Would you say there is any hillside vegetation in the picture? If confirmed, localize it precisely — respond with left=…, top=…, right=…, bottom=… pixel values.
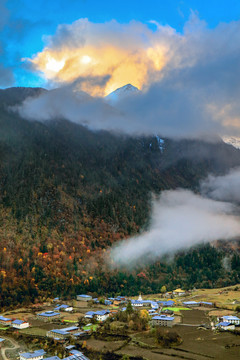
left=0, top=87, right=240, bottom=307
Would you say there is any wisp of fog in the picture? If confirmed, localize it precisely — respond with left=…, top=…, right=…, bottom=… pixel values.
left=110, top=188, right=240, bottom=268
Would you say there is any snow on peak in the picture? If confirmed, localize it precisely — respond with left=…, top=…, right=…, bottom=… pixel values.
left=105, top=84, right=139, bottom=104
left=222, top=136, right=240, bottom=149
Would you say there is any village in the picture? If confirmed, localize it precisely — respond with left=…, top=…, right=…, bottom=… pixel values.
left=0, top=285, right=239, bottom=360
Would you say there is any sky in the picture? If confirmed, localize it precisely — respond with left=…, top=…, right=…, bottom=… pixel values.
left=1, top=0, right=240, bottom=88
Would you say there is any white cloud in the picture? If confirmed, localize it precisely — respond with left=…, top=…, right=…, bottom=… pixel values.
left=110, top=189, right=240, bottom=267
left=17, top=16, right=240, bottom=139
left=201, top=167, right=240, bottom=203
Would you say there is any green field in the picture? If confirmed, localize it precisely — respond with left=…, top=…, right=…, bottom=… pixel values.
left=162, top=307, right=190, bottom=312
left=82, top=324, right=98, bottom=331
left=63, top=320, right=78, bottom=323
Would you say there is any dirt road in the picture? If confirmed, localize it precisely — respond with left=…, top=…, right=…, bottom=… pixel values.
left=0, top=336, right=20, bottom=360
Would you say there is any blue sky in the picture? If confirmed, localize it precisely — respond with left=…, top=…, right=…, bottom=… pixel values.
left=1, top=0, right=240, bottom=88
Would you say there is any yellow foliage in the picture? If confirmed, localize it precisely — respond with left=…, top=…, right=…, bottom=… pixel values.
left=89, top=276, right=93, bottom=280
left=87, top=249, right=90, bottom=253
left=140, top=309, right=149, bottom=319
left=1, top=270, right=6, bottom=278
left=38, top=252, right=42, bottom=256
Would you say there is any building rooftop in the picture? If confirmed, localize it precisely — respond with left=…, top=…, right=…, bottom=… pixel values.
left=158, top=300, right=175, bottom=306
left=217, top=322, right=232, bottom=326
left=94, top=310, right=109, bottom=316
left=37, top=311, right=60, bottom=317
left=152, top=315, right=175, bottom=321
left=12, top=320, right=25, bottom=325
left=65, top=346, right=75, bottom=350
left=200, top=301, right=213, bottom=305
left=64, top=354, right=89, bottom=360
left=183, top=301, right=199, bottom=305
left=223, top=316, right=240, bottom=320
left=0, top=316, right=12, bottom=321
left=20, top=350, right=46, bottom=359
left=85, top=311, right=95, bottom=316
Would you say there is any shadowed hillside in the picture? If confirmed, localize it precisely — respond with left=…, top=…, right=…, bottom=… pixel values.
left=0, top=87, right=240, bottom=307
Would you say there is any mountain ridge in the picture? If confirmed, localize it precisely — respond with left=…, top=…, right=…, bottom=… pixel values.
left=0, top=86, right=239, bottom=306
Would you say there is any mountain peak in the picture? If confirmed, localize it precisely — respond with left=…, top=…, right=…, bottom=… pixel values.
left=105, top=83, right=139, bottom=103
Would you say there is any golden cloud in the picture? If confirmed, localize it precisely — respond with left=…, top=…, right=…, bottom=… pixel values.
left=29, top=20, right=173, bottom=96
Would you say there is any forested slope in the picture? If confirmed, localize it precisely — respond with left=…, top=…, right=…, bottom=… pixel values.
left=0, top=87, right=239, bottom=307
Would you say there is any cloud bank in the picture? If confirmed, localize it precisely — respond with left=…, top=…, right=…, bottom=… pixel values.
left=201, top=167, right=240, bottom=203
left=17, top=15, right=240, bottom=139
left=110, top=189, right=240, bottom=267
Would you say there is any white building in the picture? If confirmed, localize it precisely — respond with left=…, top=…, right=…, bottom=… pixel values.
left=131, top=300, right=143, bottom=307
left=12, top=320, right=29, bottom=329
left=54, top=305, right=73, bottom=312
left=94, top=310, right=110, bottom=322
left=222, top=316, right=240, bottom=325
left=173, top=289, right=186, bottom=296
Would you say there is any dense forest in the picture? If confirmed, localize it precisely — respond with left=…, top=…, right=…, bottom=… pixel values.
left=0, top=87, right=240, bottom=307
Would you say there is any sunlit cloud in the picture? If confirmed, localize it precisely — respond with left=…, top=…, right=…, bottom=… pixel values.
left=28, top=19, right=175, bottom=96
left=18, top=16, right=240, bottom=139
